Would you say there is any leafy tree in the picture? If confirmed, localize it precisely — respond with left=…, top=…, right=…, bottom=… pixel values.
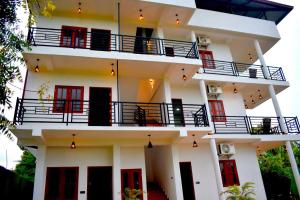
left=258, top=142, right=300, bottom=197
left=0, top=0, right=55, bottom=138
left=15, top=150, right=36, bottom=182
left=220, top=182, right=255, bottom=200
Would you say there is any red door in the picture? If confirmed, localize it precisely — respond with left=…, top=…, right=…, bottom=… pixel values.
left=199, top=50, right=215, bottom=68
left=121, top=169, right=143, bottom=200
left=208, top=100, right=226, bottom=122
left=219, top=160, right=240, bottom=187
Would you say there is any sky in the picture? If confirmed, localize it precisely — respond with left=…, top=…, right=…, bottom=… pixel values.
left=0, top=0, right=299, bottom=169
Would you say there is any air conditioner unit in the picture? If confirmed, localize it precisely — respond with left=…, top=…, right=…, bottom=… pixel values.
left=219, top=144, right=236, bottom=155
left=207, top=85, right=223, bottom=96
left=197, top=36, right=211, bottom=48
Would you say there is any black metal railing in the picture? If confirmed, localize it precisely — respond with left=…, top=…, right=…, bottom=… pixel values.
left=201, top=59, right=286, bottom=81
left=13, top=98, right=209, bottom=127
left=212, top=115, right=300, bottom=134
left=27, top=27, right=199, bottom=59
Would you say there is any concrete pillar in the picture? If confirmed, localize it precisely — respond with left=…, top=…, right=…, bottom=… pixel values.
left=33, top=145, right=46, bottom=200
left=209, top=139, right=224, bottom=200
left=199, top=80, right=214, bottom=130
left=254, top=39, right=270, bottom=79
left=255, top=39, right=300, bottom=195
left=113, top=144, right=121, bottom=200
left=286, top=141, right=300, bottom=195
left=191, top=30, right=200, bottom=59
left=157, top=27, right=164, bottom=54
left=171, top=144, right=184, bottom=200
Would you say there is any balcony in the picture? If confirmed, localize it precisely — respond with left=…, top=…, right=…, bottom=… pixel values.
left=13, top=98, right=209, bottom=127
left=27, top=27, right=199, bottom=59
left=212, top=116, right=300, bottom=135
left=201, top=59, right=286, bottom=81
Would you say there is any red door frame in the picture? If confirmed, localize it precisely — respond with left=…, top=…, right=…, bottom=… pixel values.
left=53, top=85, right=84, bottom=113
left=90, top=28, right=111, bottom=51
left=121, top=169, right=143, bottom=200
left=208, top=100, right=227, bottom=122
left=88, top=87, right=112, bottom=125
left=44, top=167, right=79, bottom=200
left=60, top=25, right=87, bottom=48
left=199, top=50, right=215, bottom=68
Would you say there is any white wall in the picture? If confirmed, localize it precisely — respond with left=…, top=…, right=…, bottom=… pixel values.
left=120, top=147, right=148, bottom=200
left=147, top=145, right=178, bottom=200
left=189, top=9, right=280, bottom=39
left=25, top=71, right=118, bottom=101
left=177, top=144, right=219, bottom=200
left=45, top=147, right=113, bottom=200
left=222, top=144, right=267, bottom=200
left=170, top=84, right=204, bottom=104
left=208, top=87, right=246, bottom=116
left=205, top=43, right=233, bottom=62
left=141, top=0, right=196, bottom=8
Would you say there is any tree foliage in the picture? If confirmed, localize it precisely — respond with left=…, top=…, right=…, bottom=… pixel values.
left=220, top=182, right=256, bottom=200
left=258, top=142, right=300, bottom=196
left=0, top=0, right=55, bottom=137
left=14, top=150, right=36, bottom=182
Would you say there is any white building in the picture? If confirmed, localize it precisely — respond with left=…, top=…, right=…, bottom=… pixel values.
left=12, top=0, right=300, bottom=199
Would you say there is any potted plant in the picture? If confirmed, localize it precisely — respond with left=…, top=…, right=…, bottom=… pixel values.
left=220, top=182, right=256, bottom=200
left=123, top=188, right=142, bottom=200
left=249, top=68, right=257, bottom=78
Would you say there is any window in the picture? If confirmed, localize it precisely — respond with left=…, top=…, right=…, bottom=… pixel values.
left=199, top=50, right=215, bottom=68
left=60, top=26, right=87, bottom=48
left=208, top=100, right=226, bottom=122
left=53, top=86, right=84, bottom=113
left=219, top=160, right=240, bottom=187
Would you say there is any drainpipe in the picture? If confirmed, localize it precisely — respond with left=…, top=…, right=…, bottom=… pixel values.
left=254, top=39, right=300, bottom=195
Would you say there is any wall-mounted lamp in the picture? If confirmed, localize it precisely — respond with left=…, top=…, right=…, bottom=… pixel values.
left=248, top=53, right=253, bottom=62
left=77, top=2, right=82, bottom=14
left=149, top=79, right=155, bottom=89
left=233, top=83, right=238, bottom=94
left=175, top=14, right=180, bottom=25
left=258, top=89, right=263, bottom=99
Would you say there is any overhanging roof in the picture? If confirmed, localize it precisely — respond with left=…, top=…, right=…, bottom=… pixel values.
left=195, top=0, right=293, bottom=24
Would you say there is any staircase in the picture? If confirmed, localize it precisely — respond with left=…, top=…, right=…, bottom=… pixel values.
left=147, top=182, right=169, bottom=200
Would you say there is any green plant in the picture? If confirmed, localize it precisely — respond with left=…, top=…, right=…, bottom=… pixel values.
left=123, top=188, right=142, bottom=200
left=220, top=182, right=256, bottom=200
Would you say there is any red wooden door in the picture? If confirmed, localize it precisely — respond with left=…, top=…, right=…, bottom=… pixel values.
left=208, top=100, right=226, bottom=122
left=60, top=26, right=87, bottom=48
left=121, top=169, right=143, bottom=200
left=199, top=50, right=215, bottom=68
left=219, top=160, right=240, bottom=187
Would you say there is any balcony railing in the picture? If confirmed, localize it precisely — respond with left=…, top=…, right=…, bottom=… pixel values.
left=27, top=27, right=199, bottom=59
left=212, top=115, right=300, bottom=134
left=201, top=59, right=286, bottom=81
left=13, top=98, right=209, bottom=127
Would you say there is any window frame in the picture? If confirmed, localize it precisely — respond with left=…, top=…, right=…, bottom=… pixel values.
left=208, top=100, right=226, bottom=122
left=60, top=25, right=87, bottom=48
left=219, top=160, right=240, bottom=187
left=53, top=85, right=84, bottom=113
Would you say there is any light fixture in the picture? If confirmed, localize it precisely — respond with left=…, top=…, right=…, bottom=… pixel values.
left=77, top=2, right=82, bottom=14
left=248, top=53, right=253, bottom=62
left=250, top=95, right=255, bottom=104
left=245, top=104, right=248, bottom=109
left=139, top=9, right=144, bottom=20
left=182, top=68, right=187, bottom=81
left=192, top=134, right=198, bottom=148
left=149, top=79, right=155, bottom=89
left=233, top=83, right=237, bottom=94
left=147, top=134, right=153, bottom=148
left=34, top=58, right=40, bottom=73
left=258, top=89, right=263, bottom=99
left=70, top=134, right=76, bottom=149
left=175, top=14, right=180, bottom=24
left=110, top=63, right=115, bottom=76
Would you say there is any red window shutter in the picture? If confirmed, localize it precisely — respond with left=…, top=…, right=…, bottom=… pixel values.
left=208, top=100, right=226, bottom=122
left=199, top=50, right=215, bottom=68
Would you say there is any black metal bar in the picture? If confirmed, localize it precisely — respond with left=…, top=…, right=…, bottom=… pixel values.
left=13, top=97, right=20, bottom=124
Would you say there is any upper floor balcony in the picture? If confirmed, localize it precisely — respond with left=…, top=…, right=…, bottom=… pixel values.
left=212, top=115, right=300, bottom=135
left=27, top=27, right=199, bottom=60
left=200, top=59, right=286, bottom=81
left=13, top=98, right=209, bottom=128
